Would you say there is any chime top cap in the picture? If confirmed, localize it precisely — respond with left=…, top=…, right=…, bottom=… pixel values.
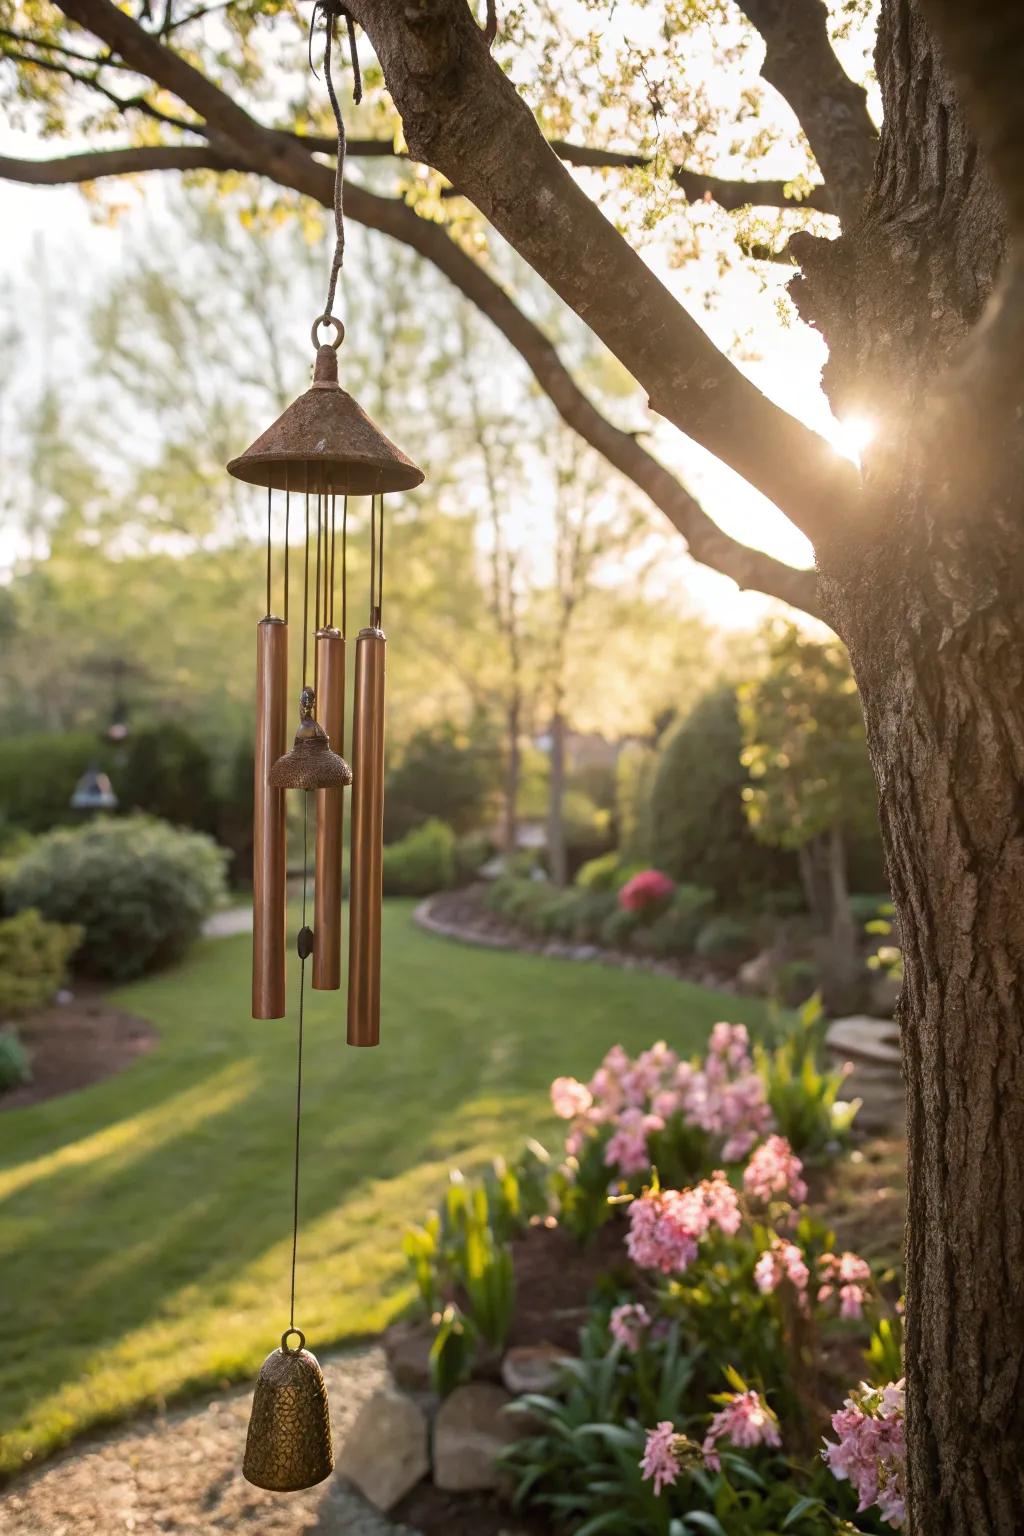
left=226, top=320, right=424, bottom=495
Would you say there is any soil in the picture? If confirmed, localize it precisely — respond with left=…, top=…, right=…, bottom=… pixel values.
left=0, top=987, right=157, bottom=1110
left=506, top=1218, right=634, bottom=1353
left=393, top=1483, right=551, bottom=1536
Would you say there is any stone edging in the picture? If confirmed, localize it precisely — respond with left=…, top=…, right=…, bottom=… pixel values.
left=413, top=894, right=738, bottom=993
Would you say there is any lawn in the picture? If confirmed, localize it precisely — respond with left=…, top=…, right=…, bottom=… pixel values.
left=0, top=902, right=771, bottom=1479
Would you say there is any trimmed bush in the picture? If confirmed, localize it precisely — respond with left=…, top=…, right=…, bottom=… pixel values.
left=453, top=831, right=494, bottom=886
left=575, top=852, right=644, bottom=893
left=648, top=687, right=796, bottom=901
left=382, top=818, right=456, bottom=896
left=6, top=816, right=227, bottom=980
left=118, top=724, right=216, bottom=831
left=598, top=906, right=640, bottom=950
left=0, top=731, right=103, bottom=835
left=694, top=913, right=758, bottom=964
left=0, top=1030, right=31, bottom=1091
left=630, top=884, right=715, bottom=960
left=0, top=909, right=81, bottom=1018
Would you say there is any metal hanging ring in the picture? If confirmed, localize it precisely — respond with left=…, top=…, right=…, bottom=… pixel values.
left=311, top=314, right=345, bottom=351
left=281, top=1327, right=307, bottom=1354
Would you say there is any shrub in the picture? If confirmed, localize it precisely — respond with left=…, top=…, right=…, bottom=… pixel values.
left=6, top=816, right=227, bottom=980
left=0, top=909, right=81, bottom=1018
left=618, top=868, right=675, bottom=918
left=384, top=719, right=501, bottom=842
left=0, top=1029, right=31, bottom=1091
left=630, top=885, right=715, bottom=960
left=0, top=731, right=105, bottom=834
left=118, top=723, right=216, bottom=831
left=453, top=830, right=494, bottom=885
left=576, top=851, right=628, bottom=892
left=381, top=817, right=456, bottom=896
left=648, top=687, right=796, bottom=901
left=599, top=906, right=641, bottom=950
left=694, top=914, right=757, bottom=964
left=755, top=997, right=860, bottom=1159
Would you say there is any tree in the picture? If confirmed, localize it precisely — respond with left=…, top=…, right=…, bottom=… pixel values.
left=738, top=622, right=878, bottom=1008
left=3, top=1, right=1024, bottom=1525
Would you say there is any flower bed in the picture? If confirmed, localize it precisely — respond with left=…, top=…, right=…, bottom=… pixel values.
left=396, top=1011, right=904, bottom=1534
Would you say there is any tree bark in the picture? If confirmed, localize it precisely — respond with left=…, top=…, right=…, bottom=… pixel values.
left=503, top=692, right=521, bottom=857
left=797, top=3, right=1024, bottom=1527
left=547, top=709, right=568, bottom=888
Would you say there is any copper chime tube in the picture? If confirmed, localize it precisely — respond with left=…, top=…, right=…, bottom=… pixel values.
left=312, top=627, right=346, bottom=989
left=253, top=616, right=288, bottom=1019
left=347, top=626, right=386, bottom=1046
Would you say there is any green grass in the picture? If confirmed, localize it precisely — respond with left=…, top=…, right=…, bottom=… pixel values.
left=0, top=902, right=770, bottom=1478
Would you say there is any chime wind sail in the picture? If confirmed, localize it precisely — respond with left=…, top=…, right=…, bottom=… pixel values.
left=226, top=0, right=423, bottom=1492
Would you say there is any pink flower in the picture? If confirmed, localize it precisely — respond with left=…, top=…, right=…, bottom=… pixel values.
left=619, top=869, right=675, bottom=914
left=754, top=1237, right=810, bottom=1298
left=823, top=1381, right=905, bottom=1529
left=702, top=1389, right=781, bottom=1469
left=640, top=1421, right=683, bottom=1495
left=609, top=1301, right=652, bottom=1352
left=743, top=1135, right=808, bottom=1206
left=818, top=1252, right=872, bottom=1319
left=605, top=1107, right=664, bottom=1176
left=626, top=1173, right=741, bottom=1273
left=550, top=1076, right=593, bottom=1119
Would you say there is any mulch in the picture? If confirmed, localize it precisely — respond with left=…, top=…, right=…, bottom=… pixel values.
left=1, top=987, right=157, bottom=1110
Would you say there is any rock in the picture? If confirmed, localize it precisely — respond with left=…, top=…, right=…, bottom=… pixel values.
left=868, top=970, right=902, bottom=1018
left=433, top=1382, right=520, bottom=1492
left=826, top=1015, right=904, bottom=1132
left=736, top=948, right=783, bottom=996
left=336, top=1387, right=430, bottom=1513
left=501, top=1343, right=570, bottom=1397
left=330, top=1476, right=423, bottom=1535
left=384, top=1319, right=435, bottom=1392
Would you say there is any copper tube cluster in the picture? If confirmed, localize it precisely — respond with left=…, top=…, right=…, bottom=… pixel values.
left=253, top=617, right=288, bottom=1019
left=313, top=628, right=346, bottom=990
left=347, top=627, right=386, bottom=1046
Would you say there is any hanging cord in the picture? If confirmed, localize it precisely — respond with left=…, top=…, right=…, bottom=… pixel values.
left=368, top=487, right=377, bottom=627
left=376, top=494, right=385, bottom=626
left=314, top=485, right=323, bottom=702
left=289, top=792, right=311, bottom=1332
left=311, top=1, right=362, bottom=326
left=368, top=492, right=385, bottom=628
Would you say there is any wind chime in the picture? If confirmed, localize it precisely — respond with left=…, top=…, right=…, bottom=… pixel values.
left=225, top=1, right=423, bottom=1493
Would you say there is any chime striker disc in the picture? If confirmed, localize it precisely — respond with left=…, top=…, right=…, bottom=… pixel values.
left=227, top=383, right=424, bottom=494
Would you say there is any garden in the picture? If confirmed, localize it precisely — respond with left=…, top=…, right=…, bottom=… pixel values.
left=2, top=0, right=1021, bottom=1531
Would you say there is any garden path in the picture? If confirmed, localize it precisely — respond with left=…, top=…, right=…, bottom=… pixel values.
left=0, top=1347, right=418, bottom=1536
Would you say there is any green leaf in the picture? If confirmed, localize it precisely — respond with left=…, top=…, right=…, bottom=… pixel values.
left=782, top=1496, right=824, bottom=1528
left=684, top=1514, right=729, bottom=1536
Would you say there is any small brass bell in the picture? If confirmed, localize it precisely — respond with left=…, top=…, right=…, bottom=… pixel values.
left=243, top=1328, right=334, bottom=1492
left=269, top=686, right=352, bottom=791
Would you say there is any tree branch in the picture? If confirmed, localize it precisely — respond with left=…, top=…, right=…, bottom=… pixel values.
left=0, top=139, right=820, bottom=615
left=339, top=0, right=857, bottom=545
left=739, top=0, right=877, bottom=225
left=295, top=133, right=836, bottom=214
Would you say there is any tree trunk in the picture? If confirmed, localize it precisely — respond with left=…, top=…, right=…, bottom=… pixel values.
left=548, top=708, right=568, bottom=887
left=799, top=3, right=1024, bottom=1526
left=503, top=693, right=521, bottom=857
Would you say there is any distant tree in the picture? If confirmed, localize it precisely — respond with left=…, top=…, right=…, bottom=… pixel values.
left=648, top=685, right=794, bottom=903
left=738, top=623, right=878, bottom=1008
left=384, top=718, right=502, bottom=843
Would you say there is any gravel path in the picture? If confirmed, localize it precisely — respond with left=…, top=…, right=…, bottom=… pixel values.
left=0, top=1347, right=419, bottom=1536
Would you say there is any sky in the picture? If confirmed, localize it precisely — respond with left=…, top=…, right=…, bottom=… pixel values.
left=0, top=0, right=880, bottom=628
